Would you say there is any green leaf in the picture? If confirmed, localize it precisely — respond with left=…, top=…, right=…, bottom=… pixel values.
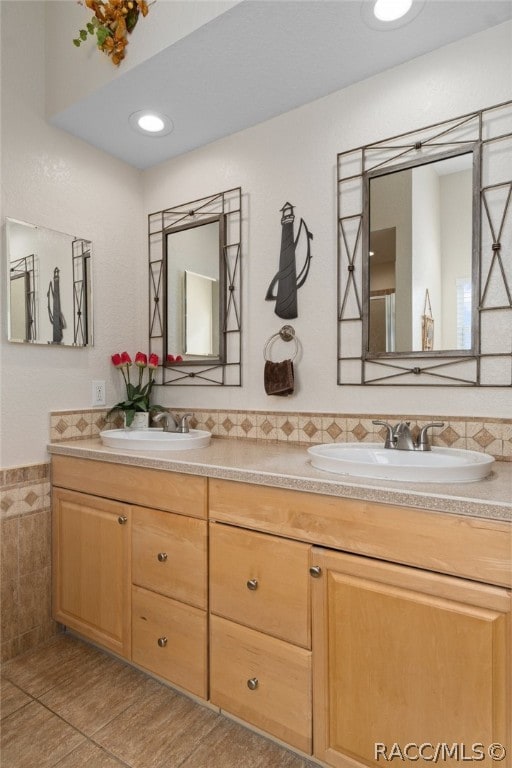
left=87, top=23, right=95, bottom=34
left=73, top=39, right=81, bottom=47
left=96, top=25, right=112, bottom=46
left=79, top=29, right=88, bottom=41
left=126, top=8, right=139, bottom=33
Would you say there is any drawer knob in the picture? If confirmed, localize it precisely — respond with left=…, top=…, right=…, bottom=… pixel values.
left=157, top=552, right=168, bottom=562
left=309, top=566, right=322, bottom=578
left=117, top=515, right=128, bottom=525
left=247, top=677, right=259, bottom=690
left=246, top=579, right=258, bottom=591
left=157, top=636, right=168, bottom=648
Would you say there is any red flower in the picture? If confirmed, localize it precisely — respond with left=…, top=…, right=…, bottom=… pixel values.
left=148, top=353, right=159, bottom=369
left=166, top=354, right=175, bottom=362
left=120, top=351, right=132, bottom=365
left=111, top=353, right=122, bottom=367
left=175, top=355, right=183, bottom=362
left=135, top=351, right=147, bottom=367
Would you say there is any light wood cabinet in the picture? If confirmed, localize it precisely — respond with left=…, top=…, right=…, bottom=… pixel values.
left=52, top=487, right=131, bottom=658
left=210, top=523, right=311, bottom=647
left=51, top=456, right=208, bottom=699
left=131, top=506, right=208, bottom=697
left=210, top=615, right=312, bottom=754
left=209, top=522, right=313, bottom=752
left=132, top=506, right=207, bottom=609
left=52, top=458, right=511, bottom=768
left=132, top=585, right=207, bottom=698
left=311, top=547, right=512, bottom=768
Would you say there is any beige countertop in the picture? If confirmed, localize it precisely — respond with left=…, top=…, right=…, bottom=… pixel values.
left=48, top=437, right=512, bottom=523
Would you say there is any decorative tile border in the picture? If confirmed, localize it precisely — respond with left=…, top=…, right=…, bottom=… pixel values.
left=49, top=408, right=512, bottom=461
left=0, top=464, right=51, bottom=520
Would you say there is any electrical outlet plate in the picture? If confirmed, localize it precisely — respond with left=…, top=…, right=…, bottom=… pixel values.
left=92, top=380, right=106, bottom=406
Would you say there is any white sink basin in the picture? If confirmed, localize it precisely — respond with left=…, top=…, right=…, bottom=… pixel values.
left=308, top=443, right=494, bottom=483
left=100, top=428, right=211, bottom=451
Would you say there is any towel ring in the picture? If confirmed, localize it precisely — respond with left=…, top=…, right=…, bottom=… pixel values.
left=263, top=325, right=299, bottom=361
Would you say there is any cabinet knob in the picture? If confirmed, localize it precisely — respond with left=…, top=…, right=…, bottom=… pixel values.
left=117, top=515, right=128, bottom=525
left=309, top=566, right=322, bottom=578
left=157, top=552, right=168, bottom=562
left=246, top=579, right=258, bottom=591
left=157, top=636, right=168, bottom=648
left=247, top=677, right=259, bottom=690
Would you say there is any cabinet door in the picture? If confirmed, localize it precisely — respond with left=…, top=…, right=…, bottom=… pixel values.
left=52, top=487, right=131, bottom=658
left=311, top=548, right=511, bottom=768
left=210, top=523, right=311, bottom=647
left=132, top=507, right=207, bottom=609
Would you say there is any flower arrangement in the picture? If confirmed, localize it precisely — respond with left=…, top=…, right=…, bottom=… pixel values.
left=73, top=0, right=152, bottom=66
left=108, top=351, right=164, bottom=426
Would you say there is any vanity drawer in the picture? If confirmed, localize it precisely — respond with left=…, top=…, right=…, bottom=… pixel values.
left=52, top=455, right=207, bottom=518
left=210, top=523, right=311, bottom=648
left=132, top=585, right=207, bottom=699
left=210, top=615, right=312, bottom=754
left=132, top=507, right=207, bottom=609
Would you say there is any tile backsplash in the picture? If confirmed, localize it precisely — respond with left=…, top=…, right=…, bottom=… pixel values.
left=49, top=408, right=512, bottom=461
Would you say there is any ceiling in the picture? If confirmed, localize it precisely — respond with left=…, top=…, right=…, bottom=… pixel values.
left=50, top=0, right=512, bottom=170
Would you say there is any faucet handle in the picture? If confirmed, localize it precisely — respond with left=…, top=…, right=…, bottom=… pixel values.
left=372, top=420, right=395, bottom=449
left=416, top=422, right=445, bottom=451
left=177, top=413, right=192, bottom=433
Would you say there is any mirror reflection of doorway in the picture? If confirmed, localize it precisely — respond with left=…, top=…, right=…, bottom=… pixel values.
left=369, top=292, right=395, bottom=353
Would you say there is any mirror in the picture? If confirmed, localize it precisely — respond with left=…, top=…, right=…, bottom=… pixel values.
left=337, top=101, right=512, bottom=387
left=149, top=187, right=242, bottom=387
left=5, top=218, right=93, bottom=346
left=366, top=151, right=475, bottom=355
left=165, top=216, right=224, bottom=362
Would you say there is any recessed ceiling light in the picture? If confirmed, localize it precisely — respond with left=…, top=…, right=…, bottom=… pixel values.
left=129, top=110, right=173, bottom=136
left=361, top=0, right=424, bottom=30
left=374, top=0, right=412, bottom=22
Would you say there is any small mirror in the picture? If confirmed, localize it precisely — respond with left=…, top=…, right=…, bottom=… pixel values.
left=365, top=149, right=476, bottom=356
left=5, top=218, right=93, bottom=346
left=165, top=216, right=224, bottom=363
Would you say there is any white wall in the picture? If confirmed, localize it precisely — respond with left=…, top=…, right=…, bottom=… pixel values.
left=143, top=21, right=512, bottom=420
left=1, top=1, right=145, bottom=467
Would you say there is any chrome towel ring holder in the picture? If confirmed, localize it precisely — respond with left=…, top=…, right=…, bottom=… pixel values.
left=263, top=325, right=299, bottom=361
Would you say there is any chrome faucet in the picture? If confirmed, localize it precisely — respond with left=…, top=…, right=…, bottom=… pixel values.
left=152, top=411, right=178, bottom=432
left=373, top=420, right=444, bottom=451
left=152, top=411, right=191, bottom=433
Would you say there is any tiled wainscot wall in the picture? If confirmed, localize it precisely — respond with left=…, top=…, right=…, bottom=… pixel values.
left=0, top=464, right=58, bottom=661
left=1, top=407, right=510, bottom=661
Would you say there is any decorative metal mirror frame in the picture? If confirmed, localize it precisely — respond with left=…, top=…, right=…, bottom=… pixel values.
left=72, top=238, right=92, bottom=346
left=149, top=187, right=242, bottom=386
left=337, top=100, right=512, bottom=387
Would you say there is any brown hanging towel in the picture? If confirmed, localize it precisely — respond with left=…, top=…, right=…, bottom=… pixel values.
left=264, top=359, right=295, bottom=396
left=263, top=325, right=298, bottom=396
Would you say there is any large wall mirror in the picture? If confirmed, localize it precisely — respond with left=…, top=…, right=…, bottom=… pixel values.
left=5, top=218, right=93, bottom=347
left=337, top=101, right=512, bottom=386
left=365, top=148, right=477, bottom=356
left=149, top=188, right=241, bottom=386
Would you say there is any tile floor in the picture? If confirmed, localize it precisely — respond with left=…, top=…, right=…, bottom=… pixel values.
left=1, top=633, right=318, bottom=768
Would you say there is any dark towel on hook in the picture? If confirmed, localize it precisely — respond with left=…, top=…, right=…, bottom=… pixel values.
left=264, top=359, right=294, bottom=396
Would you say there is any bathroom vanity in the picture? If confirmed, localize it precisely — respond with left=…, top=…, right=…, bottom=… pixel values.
left=49, top=440, right=511, bottom=768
